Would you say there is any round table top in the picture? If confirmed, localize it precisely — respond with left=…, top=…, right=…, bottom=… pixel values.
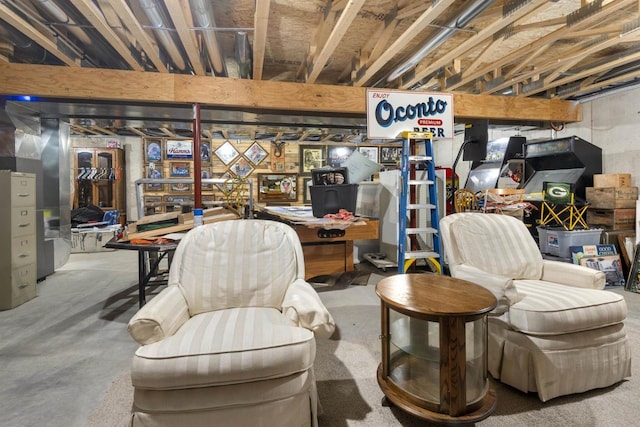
left=375, top=274, right=497, bottom=318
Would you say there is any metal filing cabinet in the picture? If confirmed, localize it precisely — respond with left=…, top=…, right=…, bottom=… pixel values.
left=0, top=171, right=37, bottom=309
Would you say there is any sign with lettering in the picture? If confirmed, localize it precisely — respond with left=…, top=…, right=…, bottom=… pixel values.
left=166, top=140, right=193, bottom=159
left=366, top=89, right=454, bottom=140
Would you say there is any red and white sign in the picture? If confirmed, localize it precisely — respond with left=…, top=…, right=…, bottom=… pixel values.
left=366, top=89, right=454, bottom=140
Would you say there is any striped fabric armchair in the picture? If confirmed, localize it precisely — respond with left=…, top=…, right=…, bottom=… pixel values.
left=126, top=219, right=335, bottom=426
left=440, top=213, right=631, bottom=402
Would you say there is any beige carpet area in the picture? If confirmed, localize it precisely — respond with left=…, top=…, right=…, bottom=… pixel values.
left=88, top=274, right=640, bottom=426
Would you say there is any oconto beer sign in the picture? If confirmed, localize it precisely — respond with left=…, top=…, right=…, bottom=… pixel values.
left=366, top=89, right=454, bottom=140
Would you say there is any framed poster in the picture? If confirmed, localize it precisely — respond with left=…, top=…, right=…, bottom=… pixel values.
left=145, top=163, right=164, bottom=191
left=380, top=146, right=402, bottom=164
left=166, top=139, right=193, bottom=159
left=214, top=140, right=239, bottom=165
left=144, top=140, right=163, bottom=163
left=245, top=142, right=268, bottom=166
left=169, top=161, right=191, bottom=177
left=327, top=146, right=354, bottom=168
left=299, top=145, right=325, bottom=174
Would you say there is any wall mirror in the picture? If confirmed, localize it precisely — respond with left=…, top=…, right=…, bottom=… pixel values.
left=258, top=173, right=297, bottom=203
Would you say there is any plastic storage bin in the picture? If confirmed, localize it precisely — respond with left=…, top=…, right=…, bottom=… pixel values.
left=310, top=184, right=358, bottom=217
left=537, top=226, right=603, bottom=258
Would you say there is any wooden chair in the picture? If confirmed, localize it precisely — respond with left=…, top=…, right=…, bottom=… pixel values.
left=454, top=188, right=479, bottom=212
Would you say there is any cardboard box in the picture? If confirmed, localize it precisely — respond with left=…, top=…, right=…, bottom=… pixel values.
left=586, top=186, right=638, bottom=209
left=593, top=173, right=631, bottom=188
left=587, top=208, right=636, bottom=230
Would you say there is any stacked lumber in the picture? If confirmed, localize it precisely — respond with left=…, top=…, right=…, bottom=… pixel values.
left=123, top=207, right=239, bottom=241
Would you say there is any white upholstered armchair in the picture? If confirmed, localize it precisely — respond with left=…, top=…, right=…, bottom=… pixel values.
left=440, top=213, right=631, bottom=402
left=127, top=219, right=335, bottom=426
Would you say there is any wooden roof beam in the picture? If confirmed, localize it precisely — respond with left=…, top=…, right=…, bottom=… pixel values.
left=0, top=62, right=581, bottom=123
left=252, top=0, right=271, bottom=80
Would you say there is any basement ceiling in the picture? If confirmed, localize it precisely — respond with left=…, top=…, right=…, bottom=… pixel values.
left=2, top=0, right=640, bottom=139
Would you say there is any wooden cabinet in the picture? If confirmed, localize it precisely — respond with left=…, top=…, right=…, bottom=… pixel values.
left=74, top=148, right=125, bottom=221
left=0, top=171, right=38, bottom=310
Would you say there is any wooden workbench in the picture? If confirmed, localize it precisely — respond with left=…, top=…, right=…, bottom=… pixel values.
left=255, top=206, right=379, bottom=280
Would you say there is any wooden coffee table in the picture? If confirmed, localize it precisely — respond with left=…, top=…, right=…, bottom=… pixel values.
left=376, top=274, right=497, bottom=424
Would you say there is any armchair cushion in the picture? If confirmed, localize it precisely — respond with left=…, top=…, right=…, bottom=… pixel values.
left=450, top=264, right=520, bottom=314
left=168, top=220, right=305, bottom=316
left=132, top=307, right=315, bottom=390
left=449, top=213, right=543, bottom=279
left=509, top=280, right=627, bottom=335
left=282, top=279, right=336, bottom=339
left=128, top=285, right=190, bottom=345
left=541, top=259, right=606, bottom=289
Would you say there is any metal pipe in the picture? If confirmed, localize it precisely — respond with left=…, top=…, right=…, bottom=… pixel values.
left=387, top=0, right=497, bottom=82
left=193, top=103, right=202, bottom=209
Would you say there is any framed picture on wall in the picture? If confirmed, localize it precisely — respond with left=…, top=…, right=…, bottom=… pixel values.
left=144, top=140, right=163, bottom=163
left=380, top=146, right=402, bottom=164
left=166, top=139, right=193, bottom=160
left=169, top=182, right=192, bottom=193
left=299, top=145, right=325, bottom=174
left=358, top=146, right=379, bottom=163
left=245, top=142, right=268, bottom=166
left=200, top=141, right=212, bottom=163
left=214, top=140, right=239, bottom=165
left=327, top=146, right=354, bottom=168
left=257, top=173, right=297, bottom=203
left=169, top=161, right=191, bottom=177
left=302, top=177, right=312, bottom=204
left=201, top=168, right=213, bottom=190
left=229, top=157, right=253, bottom=177
left=145, top=163, right=163, bottom=191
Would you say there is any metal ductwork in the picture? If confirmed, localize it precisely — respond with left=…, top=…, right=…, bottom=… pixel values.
left=387, top=0, right=497, bottom=82
left=189, top=0, right=227, bottom=76
left=139, top=0, right=188, bottom=71
left=235, top=31, right=252, bottom=79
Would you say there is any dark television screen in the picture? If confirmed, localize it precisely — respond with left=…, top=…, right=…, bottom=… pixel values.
left=462, top=119, right=488, bottom=161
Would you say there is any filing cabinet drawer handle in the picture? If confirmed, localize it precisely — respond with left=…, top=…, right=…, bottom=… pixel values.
left=18, top=283, right=29, bottom=289
left=18, top=253, right=29, bottom=258
left=19, top=223, right=31, bottom=228
left=18, top=193, right=31, bottom=197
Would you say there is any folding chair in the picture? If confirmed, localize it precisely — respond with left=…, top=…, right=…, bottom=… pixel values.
left=538, top=182, right=588, bottom=230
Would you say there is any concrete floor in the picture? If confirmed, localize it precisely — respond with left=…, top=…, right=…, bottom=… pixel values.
left=1, top=249, right=639, bottom=427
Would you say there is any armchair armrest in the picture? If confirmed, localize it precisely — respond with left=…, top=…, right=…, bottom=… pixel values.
left=451, top=264, right=521, bottom=314
left=127, top=285, right=190, bottom=345
left=282, top=279, right=336, bottom=339
left=541, top=260, right=606, bottom=290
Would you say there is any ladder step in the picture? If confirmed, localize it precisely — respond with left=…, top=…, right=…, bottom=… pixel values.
left=409, top=155, right=433, bottom=162
left=407, top=203, right=436, bottom=210
left=405, top=250, right=440, bottom=259
left=407, top=227, right=438, bottom=234
left=409, top=179, right=434, bottom=185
